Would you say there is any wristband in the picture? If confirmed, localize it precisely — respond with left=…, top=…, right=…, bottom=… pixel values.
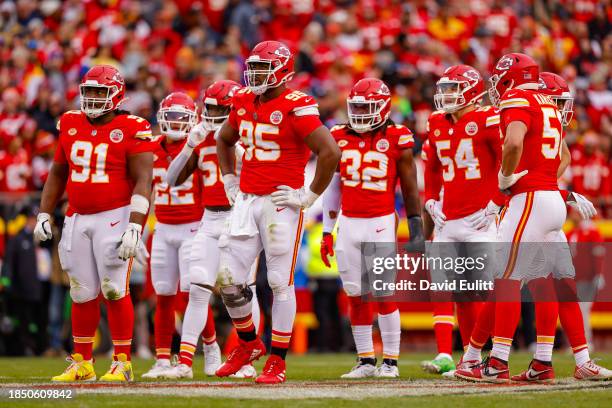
left=130, top=194, right=150, bottom=215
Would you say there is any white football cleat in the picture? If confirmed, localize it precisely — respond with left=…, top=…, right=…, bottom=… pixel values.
left=142, top=359, right=173, bottom=379
left=203, top=342, right=222, bottom=376
left=375, top=363, right=399, bottom=378
left=341, top=362, right=377, bottom=379
left=229, top=364, right=257, bottom=378
left=163, top=363, right=193, bottom=379
left=575, top=360, right=612, bottom=381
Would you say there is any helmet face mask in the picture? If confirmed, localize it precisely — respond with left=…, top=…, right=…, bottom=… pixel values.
left=487, top=72, right=513, bottom=107
left=347, top=97, right=388, bottom=133
left=157, top=108, right=196, bottom=140
left=552, top=94, right=574, bottom=126
left=435, top=65, right=485, bottom=113
left=434, top=81, right=467, bottom=113
left=201, top=103, right=230, bottom=131
left=538, top=72, right=574, bottom=127
left=244, top=60, right=278, bottom=95
left=80, top=83, right=119, bottom=118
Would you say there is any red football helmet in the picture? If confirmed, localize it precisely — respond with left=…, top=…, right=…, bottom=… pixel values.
left=347, top=78, right=391, bottom=133
left=244, top=41, right=295, bottom=95
left=488, top=53, right=539, bottom=107
left=201, top=80, right=241, bottom=131
left=434, top=65, right=485, bottom=113
left=157, top=92, right=197, bottom=140
left=539, top=72, right=573, bottom=126
left=79, top=65, right=125, bottom=118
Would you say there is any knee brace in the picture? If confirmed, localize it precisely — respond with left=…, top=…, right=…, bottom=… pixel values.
left=101, top=278, right=126, bottom=301
left=220, top=284, right=253, bottom=308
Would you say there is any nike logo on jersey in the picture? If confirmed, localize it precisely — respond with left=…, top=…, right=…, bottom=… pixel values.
left=190, top=228, right=198, bottom=233
left=376, top=228, right=386, bottom=233
left=110, top=221, right=120, bottom=227
left=276, top=207, right=287, bottom=212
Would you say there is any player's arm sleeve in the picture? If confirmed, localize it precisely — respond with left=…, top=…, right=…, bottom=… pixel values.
left=166, top=144, right=193, bottom=187
left=423, top=146, right=442, bottom=202
left=291, top=104, right=324, bottom=139
left=322, top=171, right=341, bottom=233
left=500, top=106, right=532, bottom=131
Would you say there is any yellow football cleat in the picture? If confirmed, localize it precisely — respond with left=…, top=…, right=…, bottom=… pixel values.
left=51, top=353, right=96, bottom=382
left=99, top=353, right=134, bottom=382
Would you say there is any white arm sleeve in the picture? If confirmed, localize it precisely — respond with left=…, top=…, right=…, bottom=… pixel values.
left=165, top=144, right=194, bottom=187
left=322, top=172, right=342, bottom=233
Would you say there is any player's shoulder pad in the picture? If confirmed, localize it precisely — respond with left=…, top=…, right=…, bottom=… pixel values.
left=475, top=105, right=501, bottom=128
left=232, top=87, right=254, bottom=105
left=330, top=124, right=348, bottom=136
left=57, top=110, right=83, bottom=131
left=285, top=90, right=319, bottom=116
left=388, top=124, right=414, bottom=147
left=122, top=114, right=153, bottom=141
left=421, top=140, right=431, bottom=161
left=499, top=89, right=531, bottom=110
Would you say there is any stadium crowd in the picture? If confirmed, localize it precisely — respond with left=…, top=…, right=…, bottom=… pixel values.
left=0, top=0, right=610, bottom=356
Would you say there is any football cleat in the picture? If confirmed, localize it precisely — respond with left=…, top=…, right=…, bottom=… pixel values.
left=421, top=353, right=456, bottom=374
left=574, top=360, right=612, bottom=381
left=51, top=353, right=96, bottom=382
left=455, top=357, right=509, bottom=383
left=142, top=359, right=173, bottom=379
left=341, top=359, right=377, bottom=379
left=99, top=354, right=133, bottom=382
left=216, top=337, right=266, bottom=377
left=441, top=356, right=480, bottom=379
left=162, top=363, right=193, bottom=379
left=255, top=355, right=286, bottom=384
left=203, top=342, right=222, bottom=377
left=375, top=362, right=400, bottom=378
left=511, top=359, right=555, bottom=383
left=229, top=364, right=257, bottom=379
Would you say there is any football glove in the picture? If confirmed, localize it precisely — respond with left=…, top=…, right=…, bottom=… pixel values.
left=424, top=199, right=446, bottom=230
left=498, top=169, right=528, bottom=191
left=271, top=185, right=319, bottom=209
left=222, top=174, right=240, bottom=205
left=320, top=233, right=335, bottom=268
left=117, top=222, right=142, bottom=261
left=567, top=192, right=597, bottom=220
left=187, top=123, right=207, bottom=149
left=466, top=200, right=501, bottom=231
left=34, top=213, right=53, bottom=241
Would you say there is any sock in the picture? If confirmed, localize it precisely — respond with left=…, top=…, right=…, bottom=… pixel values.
left=107, top=296, right=134, bottom=360
left=72, top=298, right=100, bottom=360
left=348, top=296, right=374, bottom=359
left=222, top=287, right=256, bottom=342
left=555, top=278, right=590, bottom=365
left=432, top=302, right=454, bottom=356
left=154, top=295, right=175, bottom=360
left=466, top=301, right=495, bottom=362
left=250, top=284, right=261, bottom=334
left=456, top=302, right=482, bottom=349
left=179, top=341, right=197, bottom=367
left=180, top=285, right=212, bottom=366
left=530, top=278, right=558, bottom=363
left=202, top=304, right=216, bottom=345
left=377, top=302, right=400, bottom=361
left=490, top=279, right=521, bottom=362
left=270, top=285, right=296, bottom=360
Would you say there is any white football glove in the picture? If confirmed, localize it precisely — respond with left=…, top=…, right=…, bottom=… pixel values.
left=117, top=222, right=142, bottom=261
left=34, top=212, right=53, bottom=241
left=187, top=123, right=207, bottom=149
left=222, top=174, right=240, bottom=205
left=271, top=185, right=319, bottom=209
left=466, top=200, right=501, bottom=231
left=498, top=169, right=528, bottom=191
left=424, top=199, right=446, bottom=230
left=567, top=192, right=597, bottom=220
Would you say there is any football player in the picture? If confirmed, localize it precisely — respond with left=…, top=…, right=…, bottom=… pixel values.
left=214, top=41, right=341, bottom=384
left=420, top=65, right=504, bottom=376
left=455, top=53, right=566, bottom=383
left=509, top=72, right=611, bottom=382
left=35, top=65, right=154, bottom=382
left=142, top=92, right=222, bottom=379
left=163, top=80, right=262, bottom=379
left=320, top=78, right=424, bottom=378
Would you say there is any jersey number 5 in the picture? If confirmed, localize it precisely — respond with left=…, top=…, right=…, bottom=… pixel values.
left=70, top=141, right=109, bottom=183
left=435, top=139, right=481, bottom=182
left=239, top=120, right=280, bottom=162
left=541, top=107, right=562, bottom=159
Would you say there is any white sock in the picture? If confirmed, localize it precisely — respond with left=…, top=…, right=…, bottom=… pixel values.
left=491, top=337, right=512, bottom=362
left=250, top=284, right=261, bottom=334
left=181, top=285, right=212, bottom=346
left=352, top=325, right=374, bottom=359
left=378, top=310, right=400, bottom=361
left=463, top=344, right=481, bottom=362
left=270, top=285, right=296, bottom=349
left=574, top=348, right=590, bottom=367
left=534, top=336, right=554, bottom=362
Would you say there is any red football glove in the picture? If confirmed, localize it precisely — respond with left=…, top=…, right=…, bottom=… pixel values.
left=320, top=233, right=335, bottom=268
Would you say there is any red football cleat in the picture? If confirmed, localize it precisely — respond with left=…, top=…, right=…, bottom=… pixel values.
left=455, top=357, right=510, bottom=383
left=255, top=355, right=286, bottom=384
left=511, top=359, right=555, bottom=383
left=215, top=337, right=266, bottom=377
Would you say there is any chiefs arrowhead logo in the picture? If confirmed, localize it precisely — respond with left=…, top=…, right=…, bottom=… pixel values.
left=496, top=56, right=514, bottom=71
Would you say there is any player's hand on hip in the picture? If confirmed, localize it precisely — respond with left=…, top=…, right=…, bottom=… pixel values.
left=498, top=169, right=528, bottom=191
left=117, top=223, right=143, bottom=261
left=34, top=213, right=53, bottom=241
left=424, top=199, right=446, bottom=230
left=271, top=185, right=319, bottom=209
left=187, top=123, right=206, bottom=148
left=466, top=200, right=501, bottom=231
left=567, top=192, right=597, bottom=220
left=222, top=174, right=240, bottom=205
left=320, top=232, right=335, bottom=268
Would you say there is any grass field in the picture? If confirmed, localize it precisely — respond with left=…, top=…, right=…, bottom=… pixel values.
left=0, top=352, right=611, bottom=407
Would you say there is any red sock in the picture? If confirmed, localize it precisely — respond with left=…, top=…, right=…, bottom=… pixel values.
left=175, top=291, right=189, bottom=315
left=456, top=302, right=482, bottom=349
left=530, top=278, right=559, bottom=357
left=469, top=301, right=494, bottom=349
left=493, top=279, right=522, bottom=339
left=154, top=295, right=175, bottom=360
left=348, top=296, right=374, bottom=326
left=72, top=298, right=100, bottom=360
left=107, top=296, right=134, bottom=360
left=202, top=304, right=217, bottom=345
left=555, top=279, right=588, bottom=353
left=376, top=301, right=398, bottom=315
left=432, top=302, right=454, bottom=355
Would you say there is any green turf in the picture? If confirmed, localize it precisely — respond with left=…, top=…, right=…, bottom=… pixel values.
left=0, top=352, right=610, bottom=407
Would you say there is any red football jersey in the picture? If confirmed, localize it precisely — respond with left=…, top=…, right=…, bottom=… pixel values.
left=499, top=88, right=564, bottom=195
left=570, top=147, right=610, bottom=199
left=152, top=137, right=204, bottom=224
left=426, top=106, right=503, bottom=220
left=0, top=147, right=32, bottom=192
left=54, top=110, right=154, bottom=215
left=194, top=131, right=230, bottom=207
left=332, top=123, right=415, bottom=218
left=227, top=87, right=323, bottom=195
